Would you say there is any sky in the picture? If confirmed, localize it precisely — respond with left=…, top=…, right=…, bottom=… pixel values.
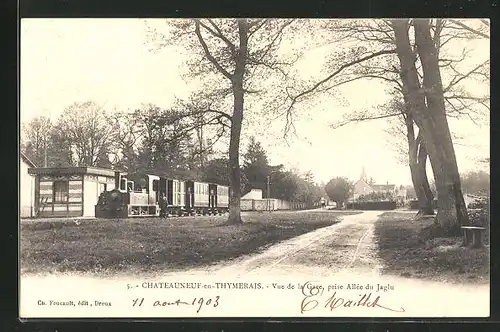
left=20, top=18, right=490, bottom=186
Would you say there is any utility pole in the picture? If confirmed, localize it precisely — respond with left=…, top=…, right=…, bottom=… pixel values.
left=197, top=114, right=204, bottom=169
left=44, top=142, right=48, bottom=167
left=267, top=175, right=271, bottom=212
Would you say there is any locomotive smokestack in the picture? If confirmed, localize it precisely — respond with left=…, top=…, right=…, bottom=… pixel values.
left=114, top=171, right=121, bottom=189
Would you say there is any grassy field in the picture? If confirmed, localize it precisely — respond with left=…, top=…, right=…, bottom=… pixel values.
left=21, top=210, right=358, bottom=275
left=374, top=212, right=489, bottom=284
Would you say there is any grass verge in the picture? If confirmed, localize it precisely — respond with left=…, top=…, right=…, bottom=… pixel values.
left=374, top=212, right=489, bottom=284
left=21, top=211, right=354, bottom=275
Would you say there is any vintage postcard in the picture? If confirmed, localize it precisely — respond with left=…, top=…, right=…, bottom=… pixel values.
left=19, top=18, right=490, bottom=318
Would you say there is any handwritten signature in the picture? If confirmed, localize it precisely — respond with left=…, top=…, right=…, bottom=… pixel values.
left=300, top=281, right=405, bottom=313
left=132, top=296, right=220, bottom=313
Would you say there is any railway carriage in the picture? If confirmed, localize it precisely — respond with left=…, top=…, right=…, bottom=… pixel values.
left=157, top=177, right=186, bottom=216
left=216, top=184, right=230, bottom=214
left=184, top=181, right=210, bottom=215
left=95, top=171, right=230, bottom=218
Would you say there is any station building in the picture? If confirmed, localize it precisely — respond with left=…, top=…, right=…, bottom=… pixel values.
left=27, top=167, right=117, bottom=218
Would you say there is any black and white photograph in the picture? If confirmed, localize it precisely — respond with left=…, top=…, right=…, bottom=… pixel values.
left=19, top=18, right=490, bottom=318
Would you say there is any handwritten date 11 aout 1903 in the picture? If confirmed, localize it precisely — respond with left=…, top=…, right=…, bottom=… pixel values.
left=132, top=296, right=220, bottom=313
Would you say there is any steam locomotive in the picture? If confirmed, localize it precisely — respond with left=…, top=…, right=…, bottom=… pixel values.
left=95, top=171, right=230, bottom=218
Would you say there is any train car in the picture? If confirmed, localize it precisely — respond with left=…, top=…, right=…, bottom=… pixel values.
left=216, top=184, right=230, bottom=214
left=186, top=181, right=212, bottom=216
left=156, top=176, right=186, bottom=216
left=208, top=183, right=217, bottom=214
left=95, top=171, right=160, bottom=218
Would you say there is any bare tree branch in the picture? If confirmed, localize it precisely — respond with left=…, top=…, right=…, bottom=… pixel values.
left=330, top=111, right=403, bottom=130
left=448, top=19, right=490, bottom=39
left=248, top=19, right=269, bottom=36
left=203, top=19, right=237, bottom=57
left=184, top=108, right=233, bottom=122
left=285, top=49, right=397, bottom=115
left=480, top=19, right=490, bottom=27
left=194, top=20, right=232, bottom=79
left=250, top=19, right=295, bottom=64
left=443, top=60, right=490, bottom=93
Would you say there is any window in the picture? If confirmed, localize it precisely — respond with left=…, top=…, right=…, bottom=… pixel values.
left=120, top=178, right=127, bottom=191
left=98, top=183, right=107, bottom=195
left=53, top=181, right=69, bottom=203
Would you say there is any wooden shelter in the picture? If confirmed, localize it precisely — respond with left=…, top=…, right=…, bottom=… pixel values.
left=28, top=167, right=117, bottom=218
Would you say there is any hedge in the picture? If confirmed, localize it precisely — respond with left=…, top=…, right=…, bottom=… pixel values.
left=346, top=201, right=397, bottom=210
left=409, top=199, right=438, bottom=210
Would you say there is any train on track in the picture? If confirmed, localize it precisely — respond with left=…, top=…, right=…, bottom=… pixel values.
left=95, top=171, right=230, bottom=218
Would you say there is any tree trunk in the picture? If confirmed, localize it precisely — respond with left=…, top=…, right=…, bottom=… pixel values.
left=226, top=20, right=249, bottom=225
left=413, top=19, right=469, bottom=233
left=416, top=136, right=434, bottom=215
left=405, top=103, right=434, bottom=216
left=392, top=19, right=468, bottom=235
left=227, top=88, right=244, bottom=225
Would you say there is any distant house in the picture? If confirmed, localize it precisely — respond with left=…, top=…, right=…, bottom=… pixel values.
left=352, top=176, right=372, bottom=200
left=242, top=189, right=263, bottom=200
left=20, top=152, right=36, bottom=218
left=352, top=167, right=406, bottom=201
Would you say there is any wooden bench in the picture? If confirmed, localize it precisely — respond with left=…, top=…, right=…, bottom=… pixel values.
left=461, top=226, right=486, bottom=248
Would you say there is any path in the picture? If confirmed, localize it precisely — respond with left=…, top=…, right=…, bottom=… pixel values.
left=196, top=210, right=384, bottom=278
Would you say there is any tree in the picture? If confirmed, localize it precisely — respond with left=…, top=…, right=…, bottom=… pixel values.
left=391, top=18, right=476, bottom=232
left=242, top=136, right=270, bottom=195
left=384, top=96, right=435, bottom=215
left=148, top=19, right=301, bottom=224
left=278, top=19, right=488, bottom=235
left=303, top=171, right=315, bottom=185
left=269, top=169, right=298, bottom=201
left=325, top=177, right=354, bottom=208
left=107, top=110, right=142, bottom=172
left=202, top=157, right=248, bottom=193
left=47, top=123, right=74, bottom=167
left=461, top=170, right=489, bottom=196
left=21, top=116, right=53, bottom=167
left=54, top=101, right=114, bottom=167
left=357, top=191, right=394, bottom=202
left=287, top=171, right=323, bottom=206
left=203, top=157, right=230, bottom=185
left=330, top=20, right=487, bottom=217
left=133, top=104, right=195, bottom=177
left=405, top=185, right=417, bottom=200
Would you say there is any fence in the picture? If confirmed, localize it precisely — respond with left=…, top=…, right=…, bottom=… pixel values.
left=241, top=199, right=312, bottom=211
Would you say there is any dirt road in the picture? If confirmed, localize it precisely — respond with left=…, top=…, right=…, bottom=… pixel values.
left=193, top=210, right=384, bottom=279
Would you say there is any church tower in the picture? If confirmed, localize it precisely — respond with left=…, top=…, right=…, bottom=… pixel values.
left=360, top=167, right=368, bottom=182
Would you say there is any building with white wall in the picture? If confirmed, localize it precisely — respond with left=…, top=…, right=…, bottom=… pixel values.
left=20, top=152, right=36, bottom=218
left=242, top=189, right=263, bottom=200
